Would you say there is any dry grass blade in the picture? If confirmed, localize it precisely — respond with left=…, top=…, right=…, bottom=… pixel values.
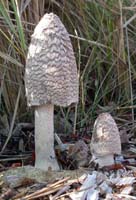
left=125, top=24, right=134, bottom=124
left=0, top=86, right=21, bottom=154
left=0, top=51, right=23, bottom=67
left=123, top=13, right=136, bottom=27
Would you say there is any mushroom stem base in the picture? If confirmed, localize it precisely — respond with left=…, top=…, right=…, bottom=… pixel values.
left=35, top=104, right=59, bottom=171
left=93, top=154, right=114, bottom=167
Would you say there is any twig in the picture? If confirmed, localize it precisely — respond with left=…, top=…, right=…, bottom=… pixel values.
left=22, top=177, right=70, bottom=200
left=24, top=185, right=67, bottom=200
left=47, top=177, right=70, bottom=188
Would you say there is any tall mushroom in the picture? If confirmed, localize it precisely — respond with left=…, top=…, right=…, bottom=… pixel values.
left=25, top=13, right=78, bottom=171
left=90, top=112, right=121, bottom=167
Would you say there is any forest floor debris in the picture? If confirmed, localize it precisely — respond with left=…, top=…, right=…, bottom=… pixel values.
left=0, top=123, right=136, bottom=199
left=0, top=166, right=136, bottom=199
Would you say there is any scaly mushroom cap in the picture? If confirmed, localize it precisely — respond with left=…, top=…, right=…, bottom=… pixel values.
left=90, top=112, right=121, bottom=157
left=25, top=13, right=78, bottom=107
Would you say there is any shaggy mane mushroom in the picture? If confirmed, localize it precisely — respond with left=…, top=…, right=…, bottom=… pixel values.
left=90, top=112, right=121, bottom=167
left=25, top=13, right=78, bottom=171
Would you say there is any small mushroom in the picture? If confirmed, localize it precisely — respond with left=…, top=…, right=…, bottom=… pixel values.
left=90, top=112, right=121, bottom=167
left=25, top=13, right=78, bottom=171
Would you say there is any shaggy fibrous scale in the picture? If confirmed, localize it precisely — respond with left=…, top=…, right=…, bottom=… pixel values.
left=90, top=113, right=121, bottom=167
left=25, top=13, right=78, bottom=107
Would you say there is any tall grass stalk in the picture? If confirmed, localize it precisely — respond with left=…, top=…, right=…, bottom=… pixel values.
left=0, top=0, right=136, bottom=135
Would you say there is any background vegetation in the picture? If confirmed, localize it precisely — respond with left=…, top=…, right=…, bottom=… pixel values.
left=0, top=0, right=136, bottom=136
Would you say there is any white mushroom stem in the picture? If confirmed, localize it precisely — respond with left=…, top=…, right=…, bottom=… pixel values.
left=35, top=104, right=59, bottom=171
left=94, top=154, right=114, bottom=167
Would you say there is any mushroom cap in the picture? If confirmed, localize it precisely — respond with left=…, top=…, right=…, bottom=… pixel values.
left=25, top=13, right=78, bottom=107
left=90, top=112, right=121, bottom=157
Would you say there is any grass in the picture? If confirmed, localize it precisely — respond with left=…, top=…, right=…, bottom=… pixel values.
left=0, top=0, right=136, bottom=136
